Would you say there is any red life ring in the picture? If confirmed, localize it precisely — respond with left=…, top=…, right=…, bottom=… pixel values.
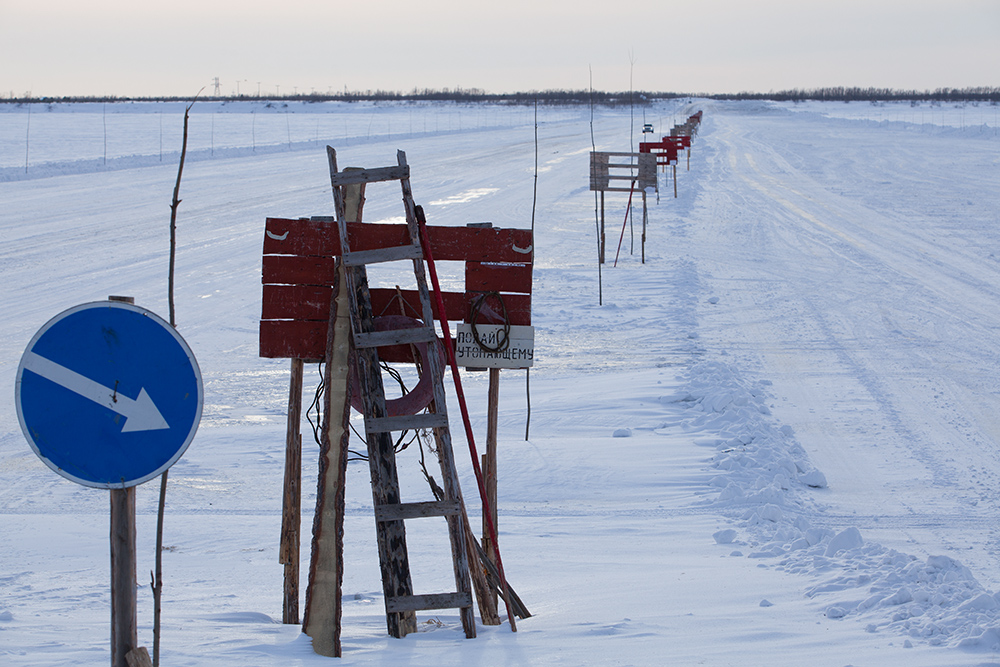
left=349, top=315, right=445, bottom=417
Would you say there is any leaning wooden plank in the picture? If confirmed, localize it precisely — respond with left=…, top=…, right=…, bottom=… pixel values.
left=302, top=262, right=352, bottom=658
left=462, top=510, right=501, bottom=625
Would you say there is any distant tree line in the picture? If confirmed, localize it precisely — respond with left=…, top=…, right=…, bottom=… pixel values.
left=3, top=86, right=997, bottom=105
left=710, top=87, right=1000, bottom=102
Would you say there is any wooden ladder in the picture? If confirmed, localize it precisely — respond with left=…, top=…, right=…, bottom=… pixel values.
left=327, top=147, right=476, bottom=639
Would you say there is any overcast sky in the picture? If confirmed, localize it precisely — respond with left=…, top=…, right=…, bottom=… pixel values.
left=2, top=0, right=997, bottom=98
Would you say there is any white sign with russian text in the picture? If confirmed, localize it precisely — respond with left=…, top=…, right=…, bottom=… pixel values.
left=454, top=324, right=534, bottom=369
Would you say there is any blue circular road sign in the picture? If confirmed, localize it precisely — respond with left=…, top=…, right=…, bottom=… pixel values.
left=15, top=301, right=203, bottom=488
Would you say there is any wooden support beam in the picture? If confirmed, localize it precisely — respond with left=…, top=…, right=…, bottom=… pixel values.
left=482, top=368, right=500, bottom=609
left=302, top=263, right=352, bottom=657
left=280, top=358, right=304, bottom=624
left=110, top=487, right=137, bottom=667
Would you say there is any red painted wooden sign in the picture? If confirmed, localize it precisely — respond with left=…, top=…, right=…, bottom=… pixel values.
left=259, top=218, right=533, bottom=361
left=639, top=137, right=685, bottom=165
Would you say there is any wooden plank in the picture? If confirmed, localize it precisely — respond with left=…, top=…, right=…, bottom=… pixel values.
left=260, top=294, right=530, bottom=360
left=374, top=500, right=463, bottom=522
left=370, top=288, right=465, bottom=323
left=259, top=320, right=326, bottom=360
left=262, top=255, right=338, bottom=286
left=364, top=412, right=448, bottom=434
left=264, top=218, right=533, bottom=264
left=263, top=217, right=339, bottom=257
left=385, top=592, right=473, bottom=614
left=329, top=164, right=408, bottom=186
left=354, top=327, right=436, bottom=349
left=342, top=244, right=422, bottom=266
left=261, top=286, right=511, bottom=326
left=125, top=647, right=152, bottom=667
left=261, top=284, right=332, bottom=321
left=371, top=289, right=530, bottom=326
left=302, top=263, right=352, bottom=658
left=465, top=262, right=532, bottom=294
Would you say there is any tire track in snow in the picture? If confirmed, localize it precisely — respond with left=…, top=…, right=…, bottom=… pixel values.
left=690, top=111, right=1000, bottom=584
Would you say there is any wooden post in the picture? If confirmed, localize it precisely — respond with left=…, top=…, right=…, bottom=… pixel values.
left=107, top=295, right=138, bottom=667
left=641, top=190, right=647, bottom=265
left=481, top=368, right=500, bottom=607
left=279, top=358, right=304, bottom=624
left=687, top=147, right=691, bottom=171
left=110, top=487, right=137, bottom=667
left=673, top=164, right=678, bottom=198
left=599, top=191, right=606, bottom=264
left=303, top=263, right=352, bottom=656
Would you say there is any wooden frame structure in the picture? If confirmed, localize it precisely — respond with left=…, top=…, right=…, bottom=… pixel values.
left=258, top=169, right=534, bottom=651
left=589, top=151, right=657, bottom=263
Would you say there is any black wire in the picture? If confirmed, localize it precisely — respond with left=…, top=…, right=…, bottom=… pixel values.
left=470, top=291, right=511, bottom=353
left=305, top=361, right=325, bottom=448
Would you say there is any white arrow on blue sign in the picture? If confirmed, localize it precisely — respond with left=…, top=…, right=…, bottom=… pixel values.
left=15, top=301, right=203, bottom=489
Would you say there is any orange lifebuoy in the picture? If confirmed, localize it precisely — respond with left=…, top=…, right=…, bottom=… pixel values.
left=349, top=315, right=445, bottom=417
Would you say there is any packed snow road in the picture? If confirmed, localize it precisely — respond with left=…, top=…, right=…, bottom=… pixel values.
left=685, top=102, right=1000, bottom=586
left=3, top=99, right=1000, bottom=664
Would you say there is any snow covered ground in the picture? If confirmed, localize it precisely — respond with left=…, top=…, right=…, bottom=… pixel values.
left=2, top=98, right=1000, bottom=665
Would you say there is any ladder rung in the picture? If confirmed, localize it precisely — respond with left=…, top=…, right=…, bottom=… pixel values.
left=365, top=412, right=448, bottom=433
left=385, top=591, right=473, bottom=613
left=331, top=165, right=409, bottom=186
left=343, top=245, right=422, bottom=266
left=355, top=327, right=436, bottom=349
left=375, top=499, right=463, bottom=522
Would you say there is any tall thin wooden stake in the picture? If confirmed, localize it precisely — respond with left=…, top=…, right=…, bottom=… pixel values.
left=280, top=358, right=304, bottom=623
left=156, top=88, right=201, bottom=667
left=525, top=98, right=538, bottom=442
left=641, top=190, right=647, bottom=264
left=151, top=472, right=166, bottom=667
left=168, top=99, right=195, bottom=327
left=483, top=367, right=500, bottom=603
left=589, top=66, right=603, bottom=305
